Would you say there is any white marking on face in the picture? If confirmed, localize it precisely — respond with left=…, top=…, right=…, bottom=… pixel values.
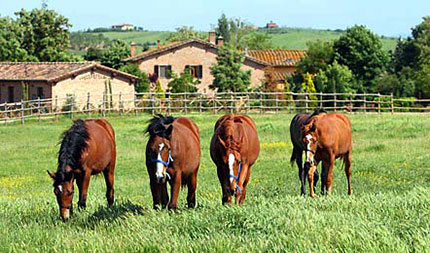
left=306, top=134, right=313, bottom=163
left=228, top=153, right=235, bottom=183
left=58, top=185, right=63, bottom=193
left=158, top=143, right=164, bottom=151
left=63, top=209, right=70, bottom=219
left=156, top=152, right=165, bottom=179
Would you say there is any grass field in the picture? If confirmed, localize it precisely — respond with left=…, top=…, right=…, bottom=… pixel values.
left=1, top=113, right=429, bottom=251
left=88, top=28, right=398, bottom=51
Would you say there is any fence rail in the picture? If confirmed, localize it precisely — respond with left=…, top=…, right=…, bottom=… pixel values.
left=1, top=92, right=429, bottom=124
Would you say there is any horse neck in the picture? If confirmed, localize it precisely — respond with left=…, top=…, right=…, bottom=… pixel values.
left=223, top=120, right=240, bottom=152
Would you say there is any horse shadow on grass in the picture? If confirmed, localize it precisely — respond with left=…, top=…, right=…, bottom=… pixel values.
left=84, top=200, right=148, bottom=228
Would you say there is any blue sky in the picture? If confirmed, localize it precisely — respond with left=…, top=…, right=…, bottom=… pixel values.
left=1, top=0, right=429, bottom=37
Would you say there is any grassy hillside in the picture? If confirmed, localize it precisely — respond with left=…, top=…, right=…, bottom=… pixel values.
left=0, top=113, right=429, bottom=251
left=84, top=28, right=398, bottom=51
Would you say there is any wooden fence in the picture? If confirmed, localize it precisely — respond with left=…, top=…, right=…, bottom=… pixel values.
left=1, top=92, right=429, bottom=124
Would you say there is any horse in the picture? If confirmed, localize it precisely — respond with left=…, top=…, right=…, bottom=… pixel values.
left=289, top=109, right=325, bottom=195
left=210, top=114, right=260, bottom=204
left=145, top=115, right=200, bottom=210
left=301, top=111, right=352, bottom=197
left=47, top=119, right=116, bottom=221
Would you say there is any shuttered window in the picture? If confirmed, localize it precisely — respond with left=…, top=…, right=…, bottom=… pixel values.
left=154, top=65, right=172, bottom=79
left=185, top=65, right=203, bottom=79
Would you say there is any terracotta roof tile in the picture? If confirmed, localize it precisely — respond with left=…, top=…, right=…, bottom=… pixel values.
left=247, top=49, right=306, bottom=66
left=0, top=62, right=140, bottom=82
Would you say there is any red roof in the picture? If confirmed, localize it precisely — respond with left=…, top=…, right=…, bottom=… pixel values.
left=247, top=50, right=306, bottom=66
left=0, top=62, right=140, bottom=82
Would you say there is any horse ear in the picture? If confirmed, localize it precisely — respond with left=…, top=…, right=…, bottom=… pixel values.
left=217, top=136, right=226, bottom=147
left=165, top=125, right=173, bottom=139
left=47, top=170, right=56, bottom=179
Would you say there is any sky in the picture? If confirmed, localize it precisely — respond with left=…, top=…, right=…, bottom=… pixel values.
left=1, top=0, right=429, bottom=37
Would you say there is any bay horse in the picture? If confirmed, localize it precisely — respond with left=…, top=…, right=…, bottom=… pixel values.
left=47, top=119, right=116, bottom=221
left=145, top=115, right=200, bottom=210
left=290, top=110, right=324, bottom=195
left=210, top=114, right=260, bottom=204
left=301, top=111, right=352, bottom=197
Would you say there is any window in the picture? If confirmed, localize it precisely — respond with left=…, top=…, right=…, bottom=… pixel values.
left=37, top=87, right=44, bottom=99
left=8, top=86, right=14, bottom=103
left=154, top=65, right=172, bottom=79
left=185, top=65, right=203, bottom=79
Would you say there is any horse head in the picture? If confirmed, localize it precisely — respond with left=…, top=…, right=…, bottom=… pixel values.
left=47, top=168, right=74, bottom=221
left=302, top=121, right=318, bottom=167
left=146, top=115, right=175, bottom=184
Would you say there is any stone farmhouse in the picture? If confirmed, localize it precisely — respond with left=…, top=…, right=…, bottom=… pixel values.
left=0, top=62, right=140, bottom=108
left=123, top=32, right=306, bottom=93
left=111, top=23, right=135, bottom=31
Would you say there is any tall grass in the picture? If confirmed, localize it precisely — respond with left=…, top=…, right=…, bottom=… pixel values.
left=0, top=113, right=429, bottom=251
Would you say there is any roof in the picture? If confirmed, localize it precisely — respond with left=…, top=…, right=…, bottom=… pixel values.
left=247, top=50, right=306, bottom=66
left=122, top=39, right=269, bottom=67
left=0, top=62, right=140, bottom=83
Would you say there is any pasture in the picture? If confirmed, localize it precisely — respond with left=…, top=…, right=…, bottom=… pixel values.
left=0, top=113, right=429, bottom=251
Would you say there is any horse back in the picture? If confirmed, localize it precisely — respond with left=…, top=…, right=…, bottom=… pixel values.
left=317, top=113, right=352, bottom=154
left=171, top=117, right=201, bottom=172
left=290, top=113, right=310, bottom=149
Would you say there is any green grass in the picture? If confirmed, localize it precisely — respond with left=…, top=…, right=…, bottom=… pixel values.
left=88, top=28, right=397, bottom=51
left=1, top=113, right=429, bottom=251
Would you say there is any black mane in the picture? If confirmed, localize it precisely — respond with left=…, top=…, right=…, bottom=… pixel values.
left=145, top=114, right=175, bottom=138
left=55, top=119, right=89, bottom=186
left=304, top=108, right=327, bottom=125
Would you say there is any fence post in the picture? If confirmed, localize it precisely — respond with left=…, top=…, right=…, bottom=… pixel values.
left=378, top=93, right=381, bottom=114
left=21, top=99, right=25, bottom=124
left=70, top=95, right=74, bottom=119
left=213, top=92, right=216, bottom=114
left=260, top=91, right=263, bottom=114
left=37, top=97, right=41, bottom=122
left=119, top=92, right=123, bottom=116
left=230, top=92, right=234, bottom=113
left=275, top=92, right=279, bottom=112
left=334, top=94, right=337, bottom=112
left=102, top=92, right=106, bottom=117
left=87, top=92, right=91, bottom=117
left=319, top=92, right=323, bottom=109
left=363, top=95, right=367, bottom=113
left=134, top=94, right=138, bottom=116
left=151, top=93, right=155, bottom=115
left=349, top=93, right=353, bottom=112
left=167, top=93, right=171, bottom=115
left=55, top=96, right=58, bottom=121
left=199, top=93, right=202, bottom=114
left=184, top=93, right=188, bottom=114
left=305, top=94, right=309, bottom=113
left=390, top=93, right=394, bottom=114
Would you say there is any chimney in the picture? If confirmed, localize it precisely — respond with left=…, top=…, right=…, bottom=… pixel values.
left=157, top=40, right=161, bottom=48
left=130, top=42, right=137, bottom=57
left=217, top=35, right=224, bottom=46
left=209, top=31, right=216, bottom=45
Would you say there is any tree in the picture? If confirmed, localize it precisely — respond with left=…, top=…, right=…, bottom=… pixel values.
left=0, top=17, right=34, bottom=61
left=119, top=64, right=150, bottom=92
left=296, top=40, right=334, bottom=75
left=391, top=38, right=420, bottom=73
left=415, top=63, right=430, bottom=98
left=314, top=61, right=354, bottom=94
left=15, top=7, right=75, bottom=61
left=412, top=16, right=430, bottom=65
left=216, top=14, right=230, bottom=43
left=100, top=40, right=129, bottom=69
left=244, top=32, right=273, bottom=50
left=334, top=25, right=390, bottom=92
left=210, top=44, right=251, bottom=92
left=300, top=73, right=318, bottom=106
left=84, top=47, right=104, bottom=61
left=167, top=70, right=200, bottom=93
left=167, top=26, right=205, bottom=42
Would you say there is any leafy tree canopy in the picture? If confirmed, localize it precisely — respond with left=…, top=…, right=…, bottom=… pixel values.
left=297, top=40, right=334, bottom=75
left=168, top=70, right=200, bottom=93
left=167, top=26, right=206, bottom=42
left=314, top=61, right=354, bottom=94
left=100, top=40, right=129, bottom=69
left=210, top=44, right=251, bottom=92
left=119, top=64, right=150, bottom=93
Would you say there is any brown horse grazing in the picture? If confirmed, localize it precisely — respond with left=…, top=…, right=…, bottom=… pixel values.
left=47, top=119, right=116, bottom=221
left=301, top=111, right=352, bottom=197
left=210, top=114, right=260, bottom=204
left=145, top=115, right=200, bottom=210
left=290, top=110, right=324, bottom=195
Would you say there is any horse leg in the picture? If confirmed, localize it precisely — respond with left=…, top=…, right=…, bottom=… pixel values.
left=103, top=164, right=115, bottom=207
left=295, top=149, right=306, bottom=196
left=149, top=180, right=162, bottom=209
left=326, top=154, right=335, bottom=195
left=217, top=166, right=231, bottom=204
left=78, top=169, right=92, bottom=209
left=186, top=172, right=197, bottom=208
left=307, top=164, right=316, bottom=198
left=238, top=166, right=251, bottom=204
left=168, top=171, right=181, bottom=210
left=76, top=172, right=84, bottom=210
left=160, top=183, right=169, bottom=208
left=344, top=152, right=353, bottom=195
left=313, top=163, right=320, bottom=194
left=321, top=160, right=329, bottom=195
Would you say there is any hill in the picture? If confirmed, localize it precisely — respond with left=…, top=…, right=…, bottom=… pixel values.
left=79, top=27, right=397, bottom=52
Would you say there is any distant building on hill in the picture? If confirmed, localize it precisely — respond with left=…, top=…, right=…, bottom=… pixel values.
left=111, top=24, right=135, bottom=31
left=266, top=21, right=278, bottom=29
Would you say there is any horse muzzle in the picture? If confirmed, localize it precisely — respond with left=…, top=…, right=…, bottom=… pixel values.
left=155, top=172, right=171, bottom=184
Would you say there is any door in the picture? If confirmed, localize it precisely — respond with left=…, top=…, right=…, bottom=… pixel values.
left=8, top=86, right=14, bottom=103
